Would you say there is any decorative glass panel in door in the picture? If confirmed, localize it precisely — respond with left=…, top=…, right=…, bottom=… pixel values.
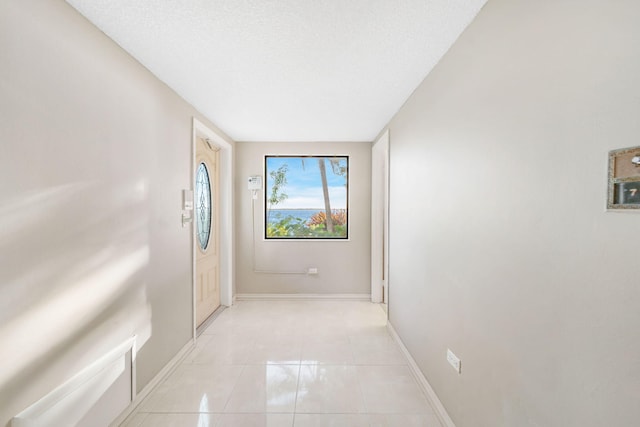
left=196, top=162, right=212, bottom=250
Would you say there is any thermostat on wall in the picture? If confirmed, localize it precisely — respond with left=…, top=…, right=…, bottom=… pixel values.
left=248, top=175, right=262, bottom=190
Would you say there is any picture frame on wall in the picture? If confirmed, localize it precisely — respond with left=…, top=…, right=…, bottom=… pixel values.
left=607, top=146, right=640, bottom=209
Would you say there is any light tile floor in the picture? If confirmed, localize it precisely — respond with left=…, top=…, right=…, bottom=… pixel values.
left=121, top=300, right=442, bottom=427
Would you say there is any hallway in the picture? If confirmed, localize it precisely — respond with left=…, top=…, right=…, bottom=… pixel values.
left=121, top=300, right=442, bottom=427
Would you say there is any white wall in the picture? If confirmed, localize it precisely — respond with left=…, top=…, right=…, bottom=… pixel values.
left=235, top=142, right=371, bottom=295
left=387, top=0, right=640, bottom=426
left=0, top=1, right=233, bottom=425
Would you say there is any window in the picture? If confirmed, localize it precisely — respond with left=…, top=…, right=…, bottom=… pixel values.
left=195, top=162, right=212, bottom=250
left=265, top=155, right=348, bottom=239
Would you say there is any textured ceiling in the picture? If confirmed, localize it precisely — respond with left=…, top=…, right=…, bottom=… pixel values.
left=66, top=0, right=486, bottom=142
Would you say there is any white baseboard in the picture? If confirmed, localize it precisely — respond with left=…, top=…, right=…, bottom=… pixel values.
left=235, top=293, right=371, bottom=301
left=109, top=339, right=195, bottom=427
left=387, top=322, right=456, bottom=427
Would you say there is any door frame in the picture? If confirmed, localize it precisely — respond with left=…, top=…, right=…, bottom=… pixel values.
left=192, top=118, right=233, bottom=339
left=371, top=130, right=390, bottom=308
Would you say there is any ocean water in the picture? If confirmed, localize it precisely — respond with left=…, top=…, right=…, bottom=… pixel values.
left=266, top=209, right=322, bottom=224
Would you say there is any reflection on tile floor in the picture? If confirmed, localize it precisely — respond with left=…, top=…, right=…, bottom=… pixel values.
left=121, top=300, right=442, bottom=427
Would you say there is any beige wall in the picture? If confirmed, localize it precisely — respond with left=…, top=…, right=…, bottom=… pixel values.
left=387, top=0, right=640, bottom=426
left=235, top=142, right=371, bottom=295
left=0, top=1, right=233, bottom=425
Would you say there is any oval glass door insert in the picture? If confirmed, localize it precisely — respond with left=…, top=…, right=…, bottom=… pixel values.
left=196, top=162, right=212, bottom=250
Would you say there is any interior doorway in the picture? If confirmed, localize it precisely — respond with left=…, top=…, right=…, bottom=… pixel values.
left=371, top=130, right=390, bottom=310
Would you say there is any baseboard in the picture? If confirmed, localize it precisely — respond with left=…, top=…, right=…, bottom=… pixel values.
left=387, top=322, right=456, bottom=427
left=235, top=293, right=371, bottom=301
left=109, top=339, right=195, bottom=427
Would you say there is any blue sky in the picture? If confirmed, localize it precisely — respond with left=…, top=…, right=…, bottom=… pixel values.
left=265, top=156, right=348, bottom=209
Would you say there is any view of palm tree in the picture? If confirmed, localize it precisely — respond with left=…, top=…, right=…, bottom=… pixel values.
left=265, top=156, right=348, bottom=239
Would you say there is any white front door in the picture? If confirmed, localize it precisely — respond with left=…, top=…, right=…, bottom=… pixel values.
left=195, top=137, right=220, bottom=327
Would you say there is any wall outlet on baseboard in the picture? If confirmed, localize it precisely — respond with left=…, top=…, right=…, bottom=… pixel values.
left=447, top=348, right=461, bottom=374
left=307, top=267, right=318, bottom=275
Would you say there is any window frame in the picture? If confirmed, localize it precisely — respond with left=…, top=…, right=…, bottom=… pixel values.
left=264, top=155, right=350, bottom=241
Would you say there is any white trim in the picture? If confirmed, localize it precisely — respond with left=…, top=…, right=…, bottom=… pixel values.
left=109, top=339, right=195, bottom=427
left=236, top=293, right=371, bottom=301
left=371, top=130, right=390, bottom=304
left=192, top=118, right=234, bottom=338
left=387, top=322, right=455, bottom=427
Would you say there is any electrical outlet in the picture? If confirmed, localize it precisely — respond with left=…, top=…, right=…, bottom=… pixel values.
left=307, top=267, right=318, bottom=275
left=447, top=349, right=461, bottom=374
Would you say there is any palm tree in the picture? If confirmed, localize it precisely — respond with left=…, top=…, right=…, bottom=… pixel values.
left=317, top=158, right=334, bottom=233
left=301, top=157, right=347, bottom=234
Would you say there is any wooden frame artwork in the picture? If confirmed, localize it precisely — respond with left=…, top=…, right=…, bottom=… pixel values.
left=608, top=145, right=640, bottom=209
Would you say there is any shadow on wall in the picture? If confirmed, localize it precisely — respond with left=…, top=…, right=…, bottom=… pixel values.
left=0, top=181, right=153, bottom=426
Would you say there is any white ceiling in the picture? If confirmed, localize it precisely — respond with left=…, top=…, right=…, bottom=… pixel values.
left=66, top=0, right=486, bottom=142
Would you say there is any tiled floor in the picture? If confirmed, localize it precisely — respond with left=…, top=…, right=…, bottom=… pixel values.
left=121, top=300, right=442, bottom=427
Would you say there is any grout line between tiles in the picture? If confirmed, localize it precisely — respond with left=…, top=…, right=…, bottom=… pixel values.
left=220, top=364, right=248, bottom=414
left=292, top=363, right=303, bottom=423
